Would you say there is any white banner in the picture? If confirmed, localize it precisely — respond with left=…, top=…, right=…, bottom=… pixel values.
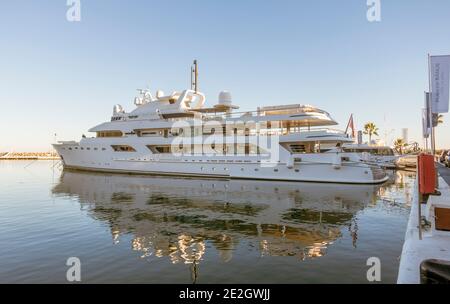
left=430, top=55, right=450, bottom=113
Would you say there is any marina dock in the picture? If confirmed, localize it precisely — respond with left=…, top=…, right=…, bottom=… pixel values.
left=0, top=152, right=60, bottom=160
left=397, top=164, right=450, bottom=283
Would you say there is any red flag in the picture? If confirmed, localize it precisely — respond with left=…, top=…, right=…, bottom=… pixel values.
left=345, top=114, right=356, bottom=138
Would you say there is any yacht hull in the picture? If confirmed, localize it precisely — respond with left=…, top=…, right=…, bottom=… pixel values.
left=54, top=144, right=388, bottom=184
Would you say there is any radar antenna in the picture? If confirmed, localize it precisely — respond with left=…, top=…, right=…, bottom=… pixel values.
left=135, top=87, right=154, bottom=105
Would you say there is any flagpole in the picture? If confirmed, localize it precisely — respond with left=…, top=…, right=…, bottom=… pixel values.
left=428, top=54, right=435, bottom=157
left=428, top=54, right=438, bottom=188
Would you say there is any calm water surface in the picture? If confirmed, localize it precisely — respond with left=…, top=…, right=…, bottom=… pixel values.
left=0, top=161, right=414, bottom=283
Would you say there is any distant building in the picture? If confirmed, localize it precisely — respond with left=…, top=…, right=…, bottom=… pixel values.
left=402, top=128, right=408, bottom=143
left=357, top=131, right=363, bottom=145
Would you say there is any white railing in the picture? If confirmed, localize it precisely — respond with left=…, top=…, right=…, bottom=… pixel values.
left=201, top=108, right=331, bottom=120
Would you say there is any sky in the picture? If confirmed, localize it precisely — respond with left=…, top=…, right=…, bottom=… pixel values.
left=0, top=0, right=449, bottom=151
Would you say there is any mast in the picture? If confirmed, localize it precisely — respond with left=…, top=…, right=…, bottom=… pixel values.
left=190, top=65, right=193, bottom=90
left=191, top=60, right=198, bottom=93
left=428, top=54, right=439, bottom=188
left=428, top=54, right=435, bottom=156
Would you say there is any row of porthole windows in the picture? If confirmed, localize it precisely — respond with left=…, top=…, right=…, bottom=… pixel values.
left=198, top=167, right=300, bottom=173
left=250, top=168, right=300, bottom=172
left=177, top=159, right=282, bottom=164
left=183, top=159, right=269, bottom=163
left=200, top=167, right=229, bottom=171
left=64, top=147, right=107, bottom=151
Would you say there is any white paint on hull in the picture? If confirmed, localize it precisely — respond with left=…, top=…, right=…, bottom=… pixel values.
left=54, top=143, right=388, bottom=184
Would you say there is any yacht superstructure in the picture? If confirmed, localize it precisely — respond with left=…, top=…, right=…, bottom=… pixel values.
left=53, top=62, right=388, bottom=184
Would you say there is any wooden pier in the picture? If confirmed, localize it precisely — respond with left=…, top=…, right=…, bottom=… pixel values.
left=0, top=152, right=60, bottom=160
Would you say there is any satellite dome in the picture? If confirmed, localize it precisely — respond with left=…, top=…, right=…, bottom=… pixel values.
left=218, top=91, right=232, bottom=106
left=156, top=90, right=165, bottom=99
left=113, top=104, right=124, bottom=115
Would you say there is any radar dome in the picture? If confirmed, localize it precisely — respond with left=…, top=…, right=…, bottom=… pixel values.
left=156, top=90, right=165, bottom=99
left=113, top=104, right=124, bottom=115
left=218, top=91, right=232, bottom=106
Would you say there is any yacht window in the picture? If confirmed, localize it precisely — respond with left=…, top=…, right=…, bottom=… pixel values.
left=97, top=131, right=123, bottom=138
left=171, top=128, right=184, bottom=137
left=203, top=128, right=216, bottom=135
left=377, top=149, right=394, bottom=156
left=243, top=144, right=250, bottom=155
left=111, top=145, right=136, bottom=152
left=146, top=145, right=171, bottom=153
left=102, top=148, right=106, bottom=151
left=290, top=144, right=306, bottom=153
left=150, top=146, right=163, bottom=153
left=137, top=129, right=166, bottom=137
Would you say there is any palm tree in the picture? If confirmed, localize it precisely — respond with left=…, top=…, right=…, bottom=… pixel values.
left=409, top=142, right=420, bottom=153
left=437, top=114, right=444, bottom=125
left=394, top=138, right=407, bottom=154
left=363, top=122, right=379, bottom=144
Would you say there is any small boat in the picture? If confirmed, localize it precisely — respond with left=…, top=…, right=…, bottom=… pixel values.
left=341, top=144, right=398, bottom=169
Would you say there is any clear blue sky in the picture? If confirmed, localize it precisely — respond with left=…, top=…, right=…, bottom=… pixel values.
left=1, top=0, right=449, bottom=151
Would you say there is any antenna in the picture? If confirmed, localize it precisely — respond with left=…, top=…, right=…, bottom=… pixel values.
left=191, top=65, right=194, bottom=90
left=191, top=60, right=198, bottom=93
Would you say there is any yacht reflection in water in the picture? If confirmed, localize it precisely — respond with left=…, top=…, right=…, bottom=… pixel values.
left=52, top=170, right=382, bottom=266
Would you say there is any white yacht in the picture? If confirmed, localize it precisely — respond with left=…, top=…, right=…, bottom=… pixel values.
left=53, top=63, right=388, bottom=184
left=342, top=144, right=398, bottom=169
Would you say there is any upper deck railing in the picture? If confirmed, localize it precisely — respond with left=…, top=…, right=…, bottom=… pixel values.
left=200, top=107, right=332, bottom=120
